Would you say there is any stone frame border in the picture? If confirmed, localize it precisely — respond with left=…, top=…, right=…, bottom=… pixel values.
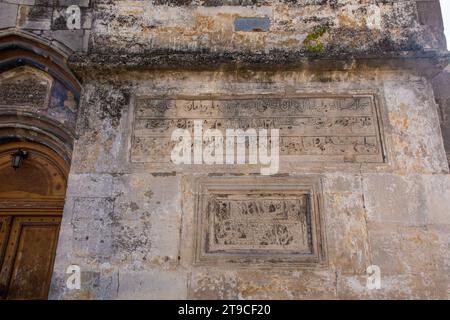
left=193, top=176, right=327, bottom=268
left=129, top=93, right=387, bottom=166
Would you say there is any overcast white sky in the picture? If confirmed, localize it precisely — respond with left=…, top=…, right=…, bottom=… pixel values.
left=441, top=0, right=450, bottom=49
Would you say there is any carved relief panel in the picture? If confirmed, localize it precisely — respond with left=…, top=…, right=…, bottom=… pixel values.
left=194, top=177, right=326, bottom=267
left=0, top=67, right=52, bottom=110
left=131, top=94, right=385, bottom=165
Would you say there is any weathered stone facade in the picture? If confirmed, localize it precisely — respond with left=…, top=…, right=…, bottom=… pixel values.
left=1, top=0, right=450, bottom=299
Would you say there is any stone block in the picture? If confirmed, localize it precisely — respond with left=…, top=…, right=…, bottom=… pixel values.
left=362, top=174, right=426, bottom=225
left=51, top=29, right=85, bottom=52
left=58, top=0, right=90, bottom=7
left=17, top=5, right=52, bottom=30
left=188, top=271, right=238, bottom=300
left=383, top=80, right=449, bottom=174
left=4, top=1, right=35, bottom=5
left=428, top=224, right=450, bottom=272
left=235, top=269, right=336, bottom=300
left=49, top=269, right=118, bottom=300
left=321, top=173, right=371, bottom=275
left=421, top=174, right=450, bottom=225
left=323, top=191, right=370, bottom=275
left=117, top=271, right=187, bottom=299
left=96, top=174, right=182, bottom=268
left=71, top=197, right=115, bottom=259
left=367, top=222, right=437, bottom=275
left=65, top=173, right=115, bottom=198
left=0, top=3, right=18, bottom=29
left=338, top=273, right=450, bottom=300
left=52, top=6, right=92, bottom=31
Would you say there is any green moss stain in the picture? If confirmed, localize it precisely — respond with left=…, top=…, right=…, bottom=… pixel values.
left=305, top=26, right=327, bottom=42
left=303, top=26, right=327, bottom=53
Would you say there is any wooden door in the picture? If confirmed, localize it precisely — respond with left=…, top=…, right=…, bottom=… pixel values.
left=0, top=216, right=11, bottom=266
left=0, top=216, right=61, bottom=299
left=0, top=142, right=68, bottom=300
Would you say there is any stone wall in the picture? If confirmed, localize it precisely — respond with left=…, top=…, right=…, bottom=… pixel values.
left=1, top=0, right=446, bottom=57
left=48, top=68, right=450, bottom=299
left=1, top=0, right=450, bottom=299
left=0, top=0, right=91, bottom=52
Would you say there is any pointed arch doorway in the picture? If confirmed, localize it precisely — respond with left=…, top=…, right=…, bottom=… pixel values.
left=0, top=141, right=69, bottom=300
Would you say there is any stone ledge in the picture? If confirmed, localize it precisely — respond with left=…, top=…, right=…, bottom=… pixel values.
left=68, top=49, right=450, bottom=78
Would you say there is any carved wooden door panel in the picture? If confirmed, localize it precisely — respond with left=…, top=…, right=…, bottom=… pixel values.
left=0, top=216, right=61, bottom=300
left=0, top=141, right=68, bottom=300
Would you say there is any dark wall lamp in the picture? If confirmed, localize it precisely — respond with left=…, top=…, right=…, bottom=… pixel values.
left=11, top=149, right=28, bottom=169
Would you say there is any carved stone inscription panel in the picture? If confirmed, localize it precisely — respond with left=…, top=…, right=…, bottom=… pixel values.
left=0, top=72, right=51, bottom=109
left=131, top=95, right=385, bottom=164
left=210, top=195, right=311, bottom=253
left=194, top=177, right=326, bottom=267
